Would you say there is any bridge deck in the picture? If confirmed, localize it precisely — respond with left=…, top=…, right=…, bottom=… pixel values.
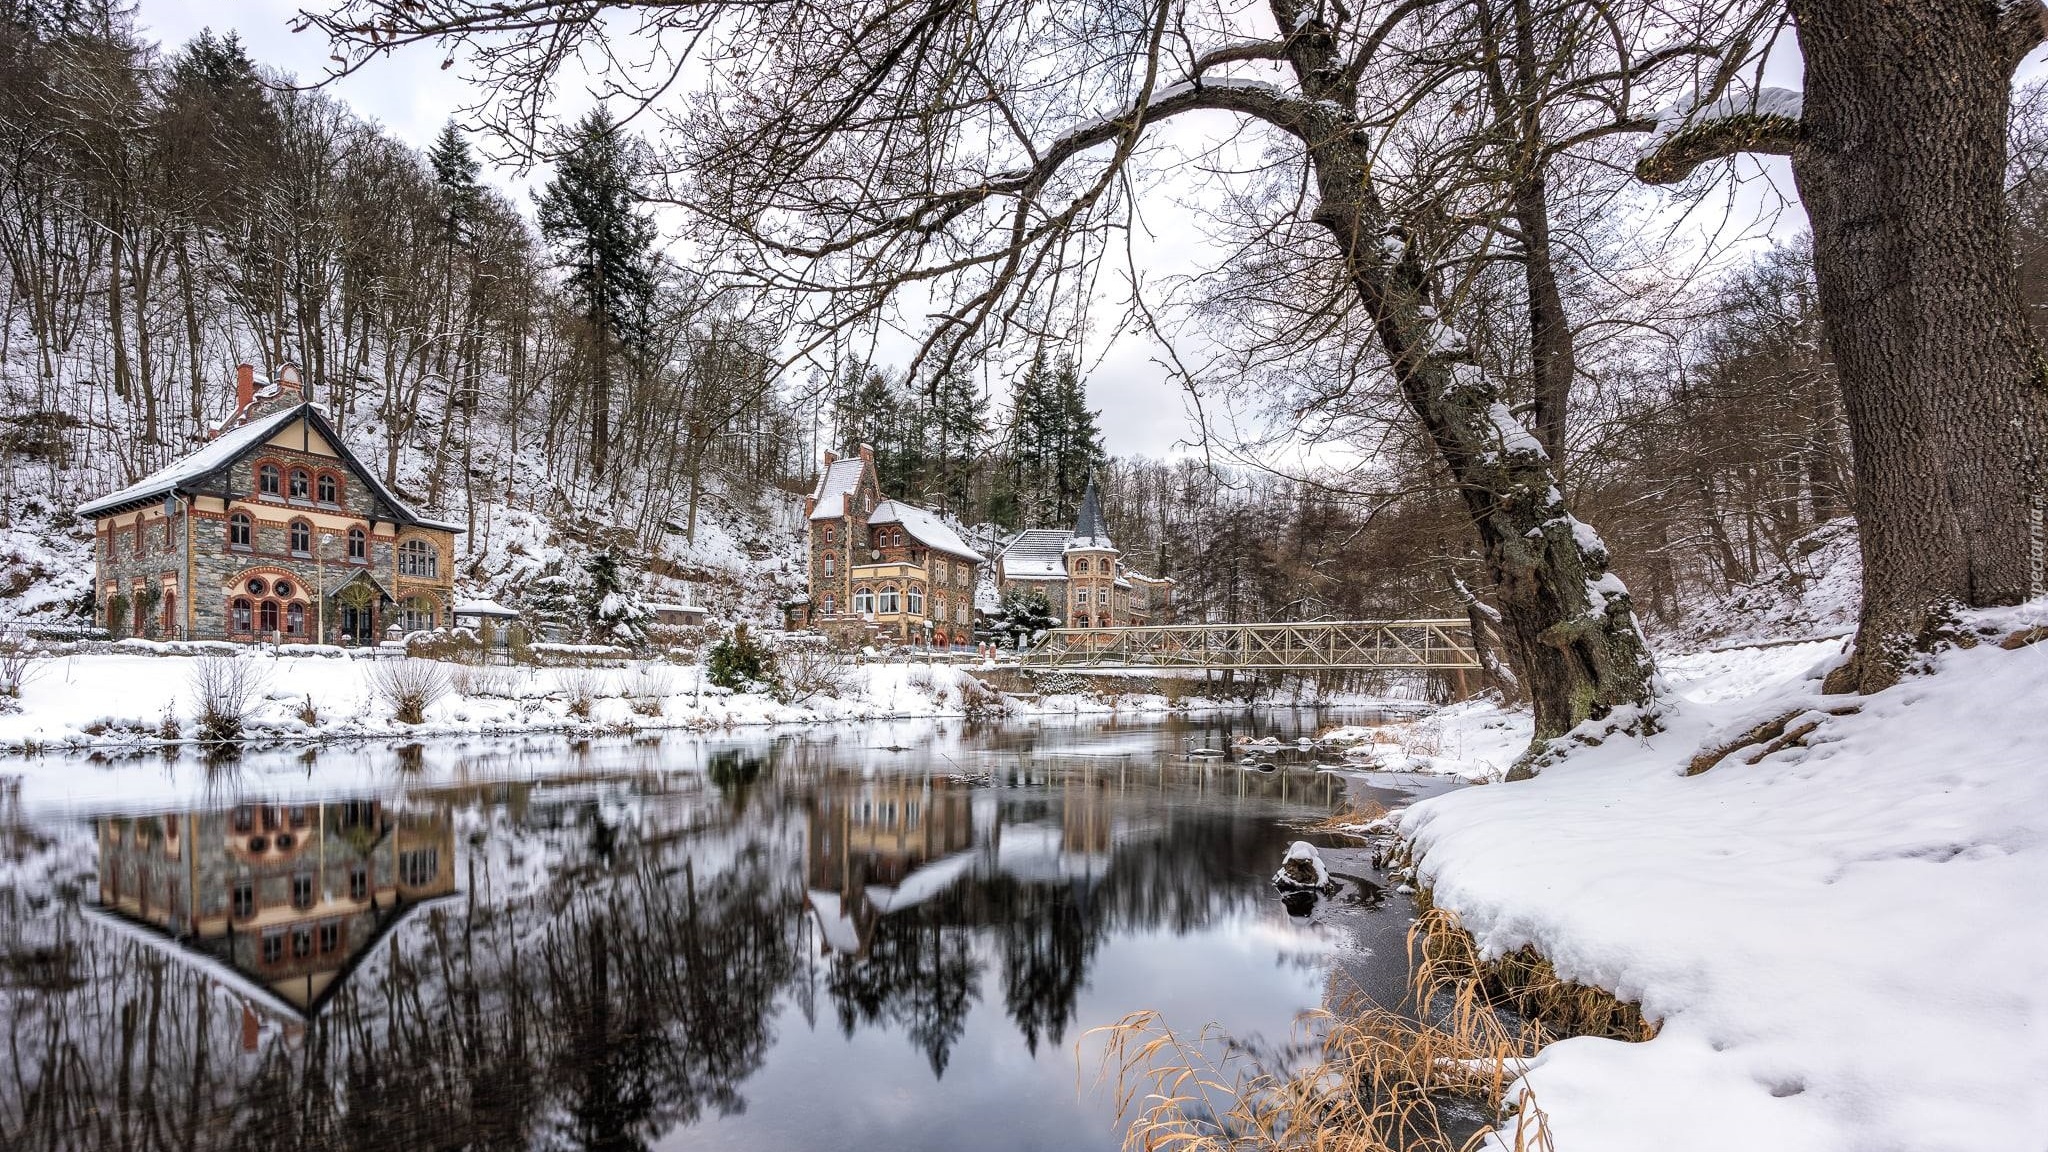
left=1020, top=619, right=1480, bottom=671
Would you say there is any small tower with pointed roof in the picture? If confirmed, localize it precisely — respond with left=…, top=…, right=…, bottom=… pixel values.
left=1063, top=472, right=1121, bottom=627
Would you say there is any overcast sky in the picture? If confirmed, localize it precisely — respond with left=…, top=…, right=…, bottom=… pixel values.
left=131, top=1, right=1208, bottom=461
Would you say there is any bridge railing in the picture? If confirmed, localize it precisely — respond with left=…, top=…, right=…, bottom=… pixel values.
left=1020, top=618, right=1481, bottom=671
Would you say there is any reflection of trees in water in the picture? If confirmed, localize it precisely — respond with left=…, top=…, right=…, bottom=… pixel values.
left=825, top=913, right=982, bottom=1077
left=2, top=734, right=1338, bottom=1151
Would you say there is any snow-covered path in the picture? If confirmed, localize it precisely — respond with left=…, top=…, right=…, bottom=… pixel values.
left=1400, top=618, right=2048, bottom=1152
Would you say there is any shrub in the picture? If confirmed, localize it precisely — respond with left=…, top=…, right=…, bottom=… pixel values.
left=770, top=642, right=849, bottom=705
left=560, top=668, right=605, bottom=719
left=959, top=675, right=1009, bottom=719
left=105, top=592, right=128, bottom=637
left=0, top=630, right=39, bottom=704
left=295, top=695, right=320, bottom=726
left=627, top=667, right=672, bottom=716
left=450, top=662, right=513, bottom=698
left=369, top=658, right=451, bottom=725
left=706, top=623, right=774, bottom=692
left=189, top=656, right=264, bottom=743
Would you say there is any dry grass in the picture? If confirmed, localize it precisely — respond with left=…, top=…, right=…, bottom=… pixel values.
left=188, top=656, right=265, bottom=743
left=560, top=668, right=605, bottom=718
left=1091, top=907, right=1649, bottom=1152
left=1312, top=799, right=1393, bottom=834
left=627, top=667, right=673, bottom=716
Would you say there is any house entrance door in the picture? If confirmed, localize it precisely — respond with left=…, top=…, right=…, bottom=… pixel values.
left=339, top=604, right=374, bottom=644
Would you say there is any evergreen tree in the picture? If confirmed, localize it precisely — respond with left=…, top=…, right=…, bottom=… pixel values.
left=583, top=552, right=650, bottom=646
left=926, top=368, right=985, bottom=515
left=537, top=108, right=656, bottom=482
left=1003, top=355, right=1104, bottom=526
left=979, top=587, right=1059, bottom=648
left=427, top=120, right=483, bottom=246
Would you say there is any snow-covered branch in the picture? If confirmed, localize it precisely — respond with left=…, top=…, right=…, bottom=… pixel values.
left=1635, top=87, right=1803, bottom=185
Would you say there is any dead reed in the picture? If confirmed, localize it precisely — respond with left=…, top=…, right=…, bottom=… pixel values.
left=1089, top=907, right=1649, bottom=1151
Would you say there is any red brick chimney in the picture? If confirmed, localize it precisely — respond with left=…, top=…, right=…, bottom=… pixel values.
left=235, top=362, right=255, bottom=415
left=858, top=443, right=873, bottom=463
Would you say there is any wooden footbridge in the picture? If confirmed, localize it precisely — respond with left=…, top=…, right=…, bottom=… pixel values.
left=1018, top=619, right=1481, bottom=672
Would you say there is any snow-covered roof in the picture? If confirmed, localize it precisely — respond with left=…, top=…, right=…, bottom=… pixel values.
left=646, top=602, right=706, bottom=615
left=1068, top=472, right=1115, bottom=550
left=807, top=890, right=865, bottom=955
left=998, top=528, right=1073, bottom=580
left=809, top=456, right=867, bottom=520
left=78, top=402, right=461, bottom=534
left=77, top=406, right=302, bottom=516
left=866, top=848, right=979, bottom=914
left=868, top=500, right=984, bottom=562
left=453, top=599, right=519, bottom=619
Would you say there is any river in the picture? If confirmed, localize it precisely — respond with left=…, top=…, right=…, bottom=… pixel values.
left=0, top=709, right=1456, bottom=1152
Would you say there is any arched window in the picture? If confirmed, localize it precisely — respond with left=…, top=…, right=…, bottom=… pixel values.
left=229, top=512, right=252, bottom=549
left=289, top=520, right=312, bottom=555
left=879, top=585, right=900, bottom=614
left=821, top=593, right=836, bottom=616
left=822, top=551, right=836, bottom=577
left=1076, top=614, right=1091, bottom=628
left=399, top=539, right=438, bottom=577
left=288, top=468, right=310, bottom=499
left=286, top=602, right=306, bottom=636
left=907, top=587, right=924, bottom=615
left=259, top=600, right=280, bottom=633
left=316, top=473, right=339, bottom=504
left=956, top=603, right=968, bottom=625
left=258, top=464, right=281, bottom=496
left=853, top=587, right=875, bottom=615
left=1076, top=558, right=1090, bottom=574
left=232, top=598, right=252, bottom=632
left=347, top=527, right=366, bottom=563
left=133, top=518, right=146, bottom=556
left=892, top=529, right=905, bottom=548
left=398, top=595, right=436, bottom=633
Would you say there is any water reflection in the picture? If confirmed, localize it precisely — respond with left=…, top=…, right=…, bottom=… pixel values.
left=0, top=713, right=1433, bottom=1152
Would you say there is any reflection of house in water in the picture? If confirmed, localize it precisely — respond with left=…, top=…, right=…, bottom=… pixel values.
left=94, top=797, right=456, bottom=1018
left=803, top=768, right=1136, bottom=955
left=805, top=777, right=976, bottom=954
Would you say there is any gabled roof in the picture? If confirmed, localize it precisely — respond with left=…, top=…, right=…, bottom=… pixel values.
left=809, top=456, right=868, bottom=520
left=868, top=500, right=983, bottom=562
left=77, top=403, right=461, bottom=533
left=998, top=528, right=1073, bottom=580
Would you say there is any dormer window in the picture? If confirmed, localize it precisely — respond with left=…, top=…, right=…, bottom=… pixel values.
left=258, top=464, right=281, bottom=497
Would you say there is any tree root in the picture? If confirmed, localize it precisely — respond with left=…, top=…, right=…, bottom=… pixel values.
left=1685, top=705, right=1861, bottom=776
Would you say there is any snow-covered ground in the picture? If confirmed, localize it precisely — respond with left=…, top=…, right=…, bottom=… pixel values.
left=0, top=647, right=1387, bottom=751
left=1388, top=609, right=2048, bottom=1152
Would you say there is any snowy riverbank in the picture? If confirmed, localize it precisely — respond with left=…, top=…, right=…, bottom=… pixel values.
left=1392, top=612, right=2048, bottom=1152
left=0, top=647, right=1402, bottom=752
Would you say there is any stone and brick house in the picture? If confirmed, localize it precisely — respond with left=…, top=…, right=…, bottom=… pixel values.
left=78, top=363, right=461, bottom=644
left=993, top=474, right=1175, bottom=628
left=94, top=795, right=456, bottom=1018
left=788, top=444, right=983, bottom=646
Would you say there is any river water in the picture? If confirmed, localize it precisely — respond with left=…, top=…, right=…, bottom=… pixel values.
left=0, top=709, right=1456, bottom=1152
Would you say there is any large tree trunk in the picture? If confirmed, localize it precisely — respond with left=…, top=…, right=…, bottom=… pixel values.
left=1788, top=0, right=2048, bottom=692
left=1281, top=78, right=1655, bottom=748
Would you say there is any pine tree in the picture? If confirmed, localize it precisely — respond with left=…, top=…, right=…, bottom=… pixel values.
left=427, top=121, right=482, bottom=247
left=537, top=108, right=656, bottom=483
left=582, top=553, right=650, bottom=646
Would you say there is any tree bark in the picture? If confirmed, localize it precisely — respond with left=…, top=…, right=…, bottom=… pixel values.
left=1788, top=0, right=2048, bottom=691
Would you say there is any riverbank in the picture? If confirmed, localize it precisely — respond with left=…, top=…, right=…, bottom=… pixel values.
left=1394, top=609, right=2048, bottom=1152
left=0, top=647, right=1410, bottom=752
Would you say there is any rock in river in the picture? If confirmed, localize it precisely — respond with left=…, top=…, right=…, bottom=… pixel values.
left=1273, top=840, right=1333, bottom=891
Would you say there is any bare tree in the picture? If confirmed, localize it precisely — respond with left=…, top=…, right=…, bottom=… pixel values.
left=305, top=0, right=1781, bottom=748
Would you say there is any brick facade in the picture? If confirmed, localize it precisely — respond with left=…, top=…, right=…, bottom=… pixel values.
left=793, top=444, right=983, bottom=646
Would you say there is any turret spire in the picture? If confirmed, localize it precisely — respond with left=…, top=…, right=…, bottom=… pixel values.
left=1071, top=471, right=1112, bottom=549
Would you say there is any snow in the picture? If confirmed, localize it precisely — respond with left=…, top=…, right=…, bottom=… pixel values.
left=452, top=598, right=518, bottom=618
left=1486, top=402, right=1549, bottom=461
left=868, top=499, right=984, bottom=562
left=1645, top=87, right=1805, bottom=153
left=866, top=848, right=980, bottom=914
left=808, top=457, right=867, bottom=520
left=1393, top=609, right=2048, bottom=1152
left=1272, top=840, right=1330, bottom=889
